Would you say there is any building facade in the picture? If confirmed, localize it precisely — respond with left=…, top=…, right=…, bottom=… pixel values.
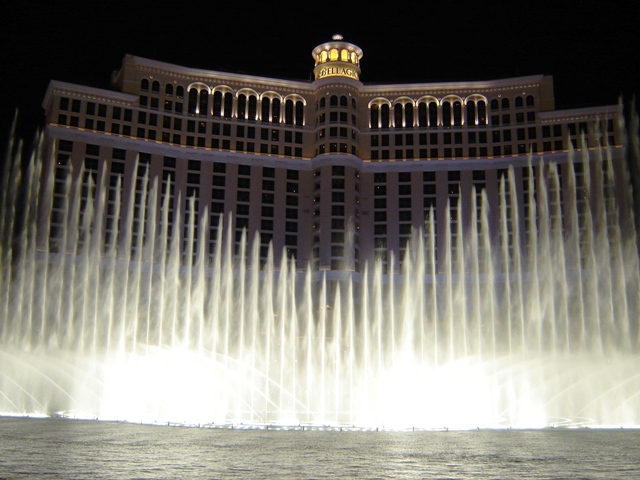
left=40, top=35, right=627, bottom=275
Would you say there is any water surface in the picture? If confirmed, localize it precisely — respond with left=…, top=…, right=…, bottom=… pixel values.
left=1, top=417, right=639, bottom=478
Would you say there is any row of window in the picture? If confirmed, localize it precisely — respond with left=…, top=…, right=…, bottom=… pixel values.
left=371, top=100, right=488, bottom=129
left=318, top=95, right=357, bottom=110
left=57, top=141, right=616, bottom=194
left=141, top=79, right=306, bottom=125
left=233, top=162, right=300, bottom=260
left=369, top=143, right=552, bottom=161
left=368, top=121, right=616, bottom=160
left=314, top=47, right=360, bottom=66
left=52, top=137, right=618, bottom=270
left=57, top=94, right=615, bottom=150
left=312, top=165, right=361, bottom=271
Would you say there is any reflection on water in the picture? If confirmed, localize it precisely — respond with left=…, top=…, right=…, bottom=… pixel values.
left=1, top=417, right=639, bottom=479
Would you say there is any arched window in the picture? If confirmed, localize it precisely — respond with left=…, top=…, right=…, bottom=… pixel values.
left=418, top=103, right=427, bottom=127
left=465, top=98, right=488, bottom=126
left=405, top=103, right=414, bottom=127
left=285, top=99, right=294, bottom=125
left=341, top=49, right=348, bottom=62
left=466, top=101, right=476, bottom=125
left=165, top=84, right=173, bottom=96
left=295, top=101, right=304, bottom=126
left=248, top=96, right=257, bottom=120
left=526, top=95, right=534, bottom=107
left=491, top=99, right=499, bottom=110
left=213, top=91, right=223, bottom=116
left=141, top=79, right=149, bottom=91
left=453, top=101, right=462, bottom=126
left=477, top=101, right=487, bottom=125
left=392, top=99, right=414, bottom=128
left=370, top=104, right=379, bottom=129
left=330, top=95, right=338, bottom=106
left=320, top=97, right=326, bottom=108
left=501, top=98, right=510, bottom=109
left=380, top=104, right=390, bottom=128
left=442, top=102, right=452, bottom=126
left=176, top=86, right=184, bottom=98
left=271, top=98, right=280, bottom=123
left=283, top=98, right=304, bottom=126
left=188, top=88, right=198, bottom=114
left=340, top=95, right=348, bottom=107
left=199, top=89, right=209, bottom=116
left=261, top=97, right=270, bottom=122
left=223, top=92, right=233, bottom=118
left=515, top=96, right=524, bottom=108
left=352, top=98, right=357, bottom=109
left=152, top=81, right=160, bottom=93
left=237, top=94, right=247, bottom=119
left=428, top=102, right=438, bottom=127
left=394, top=104, right=403, bottom=127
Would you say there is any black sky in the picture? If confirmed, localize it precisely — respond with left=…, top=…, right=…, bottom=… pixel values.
left=2, top=0, right=639, bottom=146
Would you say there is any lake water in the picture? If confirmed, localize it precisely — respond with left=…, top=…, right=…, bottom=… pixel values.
left=1, top=417, right=639, bottom=478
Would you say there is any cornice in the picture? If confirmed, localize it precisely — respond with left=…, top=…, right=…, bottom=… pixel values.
left=125, top=55, right=315, bottom=95
left=538, top=104, right=622, bottom=122
left=359, top=75, right=546, bottom=98
left=43, top=80, right=137, bottom=109
left=121, top=56, right=553, bottom=101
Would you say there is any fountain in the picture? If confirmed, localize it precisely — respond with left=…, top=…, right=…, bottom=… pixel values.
left=1, top=119, right=639, bottom=430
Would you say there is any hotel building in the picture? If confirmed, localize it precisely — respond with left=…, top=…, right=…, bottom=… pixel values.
left=40, top=35, right=627, bottom=275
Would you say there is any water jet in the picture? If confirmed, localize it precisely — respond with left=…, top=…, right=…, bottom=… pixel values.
left=1, top=123, right=639, bottom=430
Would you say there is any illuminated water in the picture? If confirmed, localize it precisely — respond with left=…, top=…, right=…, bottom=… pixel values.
left=1, top=417, right=639, bottom=478
left=1, top=119, right=639, bottom=429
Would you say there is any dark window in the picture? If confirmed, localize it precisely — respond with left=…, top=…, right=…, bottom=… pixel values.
left=399, top=185, right=411, bottom=195
left=423, top=184, right=436, bottom=195
left=442, top=102, right=451, bottom=126
left=263, top=167, right=275, bottom=178
left=262, top=180, right=275, bottom=191
left=187, top=173, right=200, bottom=184
left=58, top=139, right=73, bottom=152
left=113, top=148, right=126, bottom=160
left=86, top=144, right=100, bottom=156
left=224, top=92, right=233, bottom=118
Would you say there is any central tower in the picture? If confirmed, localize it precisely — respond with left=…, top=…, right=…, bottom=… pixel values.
left=311, top=35, right=364, bottom=273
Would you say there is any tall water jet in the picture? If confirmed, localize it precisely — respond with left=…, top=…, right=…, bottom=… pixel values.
left=1, top=120, right=639, bottom=429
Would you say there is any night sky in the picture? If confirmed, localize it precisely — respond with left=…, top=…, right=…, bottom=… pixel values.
left=2, top=1, right=639, bottom=147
